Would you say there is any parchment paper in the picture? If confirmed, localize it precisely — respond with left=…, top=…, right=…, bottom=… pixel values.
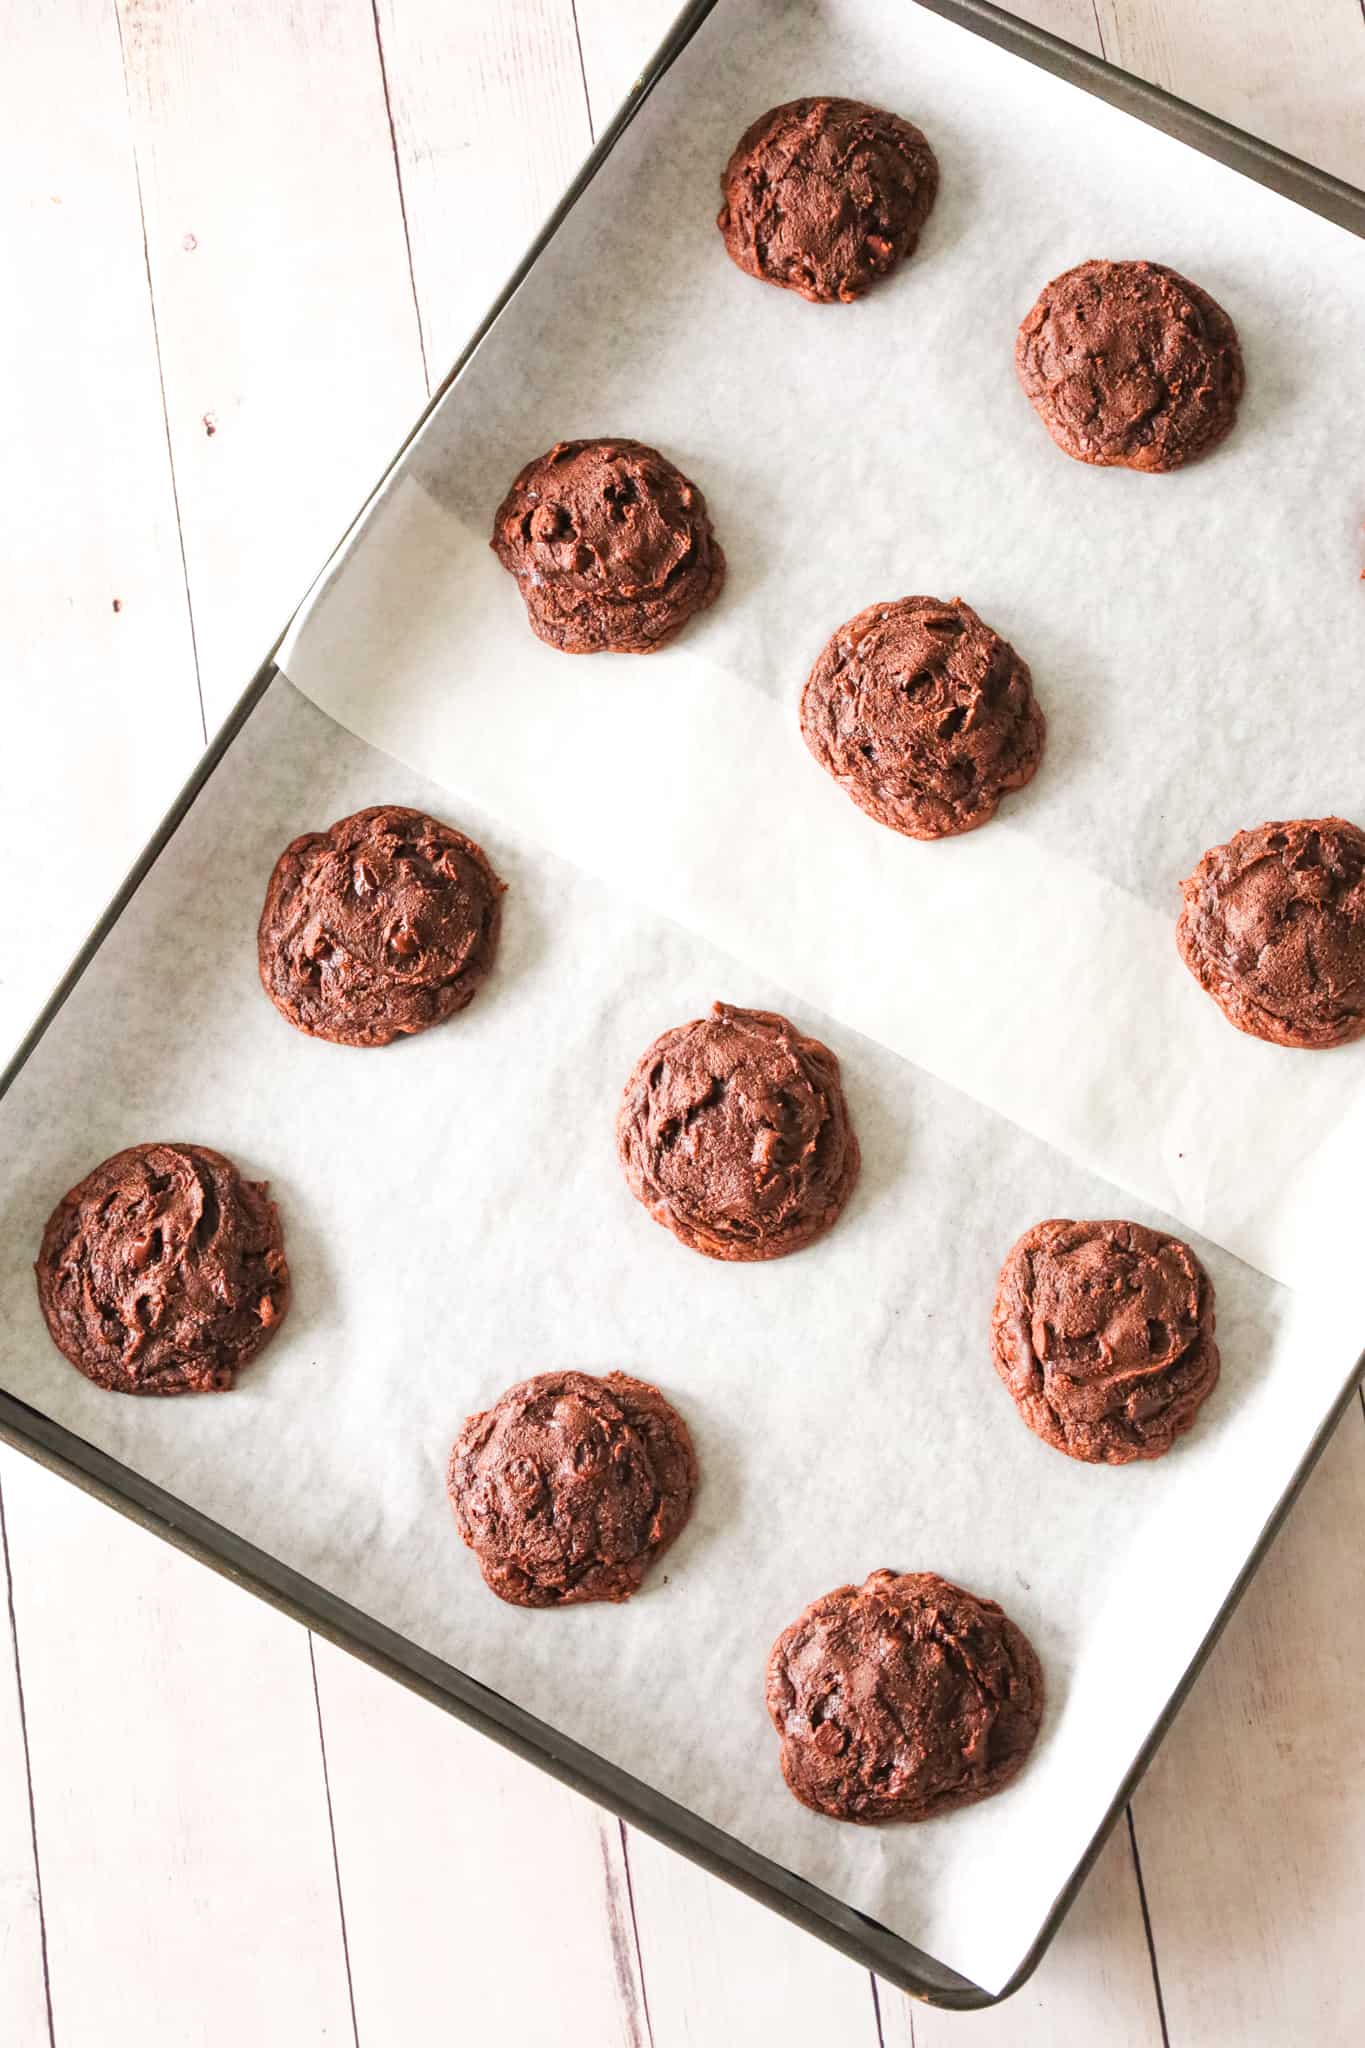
left=0, top=681, right=1351, bottom=1997
left=3, top=0, right=1364, bottom=1999
left=279, top=0, right=1365, bottom=1292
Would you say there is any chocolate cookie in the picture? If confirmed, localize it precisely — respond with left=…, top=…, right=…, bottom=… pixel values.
left=34, top=1142, right=289, bottom=1396
left=448, top=1370, right=698, bottom=1607
left=490, top=438, right=725, bottom=654
left=1016, top=259, right=1243, bottom=471
left=1177, top=817, right=1365, bottom=1049
left=717, top=97, right=938, bottom=304
left=259, top=805, right=504, bottom=1048
left=616, top=1002, right=860, bottom=1262
left=766, top=1570, right=1043, bottom=1824
left=991, top=1218, right=1219, bottom=1465
left=800, top=596, right=1045, bottom=840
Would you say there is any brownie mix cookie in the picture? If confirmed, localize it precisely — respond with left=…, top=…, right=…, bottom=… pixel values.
left=1177, top=817, right=1365, bottom=1049
left=616, top=1002, right=860, bottom=1262
left=35, top=1142, right=289, bottom=1396
left=490, top=438, right=724, bottom=653
left=801, top=595, right=1045, bottom=839
left=718, top=97, right=938, bottom=304
left=259, top=804, right=504, bottom=1048
left=1016, top=259, right=1243, bottom=472
left=991, top=1219, right=1219, bottom=1465
left=766, top=1570, right=1044, bottom=1824
left=448, top=1370, right=697, bottom=1607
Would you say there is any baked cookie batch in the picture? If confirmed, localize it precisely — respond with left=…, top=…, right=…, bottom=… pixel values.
left=32, top=92, right=1365, bottom=1833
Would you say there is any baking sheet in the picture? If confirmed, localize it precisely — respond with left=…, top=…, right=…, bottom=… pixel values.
left=0, top=680, right=1352, bottom=1998
left=2, top=0, right=1364, bottom=2001
left=279, top=0, right=1365, bottom=1294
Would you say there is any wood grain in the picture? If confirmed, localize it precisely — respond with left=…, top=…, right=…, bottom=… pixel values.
left=0, top=1448, right=354, bottom=2048
left=1131, top=1403, right=1365, bottom=2047
left=1003, top=0, right=1105, bottom=54
left=1094, top=0, right=1365, bottom=187
left=0, top=0, right=204, bottom=1057
left=114, top=0, right=427, bottom=729
left=311, top=1638, right=651, bottom=2047
left=373, top=0, right=592, bottom=381
left=624, top=1824, right=879, bottom=2045
left=895, top=1824, right=1164, bottom=2045
left=573, top=0, right=684, bottom=126
left=0, top=1485, right=48, bottom=2047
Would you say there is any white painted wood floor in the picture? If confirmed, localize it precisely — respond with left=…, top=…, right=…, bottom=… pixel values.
left=3, top=3, right=1364, bottom=2041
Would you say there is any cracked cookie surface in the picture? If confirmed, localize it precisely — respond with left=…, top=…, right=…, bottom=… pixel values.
left=991, top=1218, right=1219, bottom=1464
left=766, top=1569, right=1044, bottom=1823
left=490, top=438, right=724, bottom=653
left=1177, top=816, right=1365, bottom=1049
left=800, top=595, right=1044, bottom=839
left=1016, top=258, right=1243, bottom=471
left=35, top=1142, right=289, bottom=1395
left=718, top=96, right=938, bottom=304
left=448, top=1370, right=697, bottom=1607
left=259, top=804, right=504, bottom=1048
left=615, top=1002, right=860, bottom=1262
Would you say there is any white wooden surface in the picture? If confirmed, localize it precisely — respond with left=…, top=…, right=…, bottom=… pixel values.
left=3, top=2, right=1364, bottom=2041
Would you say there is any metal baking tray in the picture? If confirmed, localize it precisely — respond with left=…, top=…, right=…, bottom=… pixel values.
left=5, top=0, right=1363, bottom=2007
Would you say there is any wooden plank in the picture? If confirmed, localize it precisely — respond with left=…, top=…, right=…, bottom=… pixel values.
left=0, top=8, right=368, bottom=2035
left=0, top=0, right=204, bottom=1059
left=114, top=0, right=428, bottom=730
left=892, top=1822, right=1163, bottom=2045
left=624, top=1828, right=880, bottom=2047
left=572, top=0, right=683, bottom=127
left=372, top=0, right=593, bottom=382
left=0, top=1446, right=354, bottom=2048
left=1129, top=1403, right=1365, bottom=2048
left=1092, top=0, right=1365, bottom=187
left=310, top=1637, right=650, bottom=2048
left=994, top=1, right=1106, bottom=56
left=0, top=1480, right=50, bottom=2047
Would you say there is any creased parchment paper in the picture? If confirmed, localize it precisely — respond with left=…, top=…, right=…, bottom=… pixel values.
left=280, top=0, right=1365, bottom=1292
left=0, top=683, right=1353, bottom=1997
left=3, top=0, right=1364, bottom=1999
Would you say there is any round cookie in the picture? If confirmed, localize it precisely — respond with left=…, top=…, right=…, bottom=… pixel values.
left=35, top=1142, right=289, bottom=1396
left=615, top=1002, right=860, bottom=1262
left=766, top=1570, right=1044, bottom=1824
left=259, top=804, right=504, bottom=1049
left=1015, top=259, right=1243, bottom=472
left=1176, top=817, right=1365, bottom=1049
left=447, top=1370, right=698, bottom=1607
left=717, top=97, right=938, bottom=304
left=991, top=1218, right=1219, bottom=1465
left=489, top=438, right=725, bottom=654
left=800, top=595, right=1045, bottom=840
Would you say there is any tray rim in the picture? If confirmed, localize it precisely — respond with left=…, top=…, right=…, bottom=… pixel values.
left=5, top=0, right=1364, bottom=2008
